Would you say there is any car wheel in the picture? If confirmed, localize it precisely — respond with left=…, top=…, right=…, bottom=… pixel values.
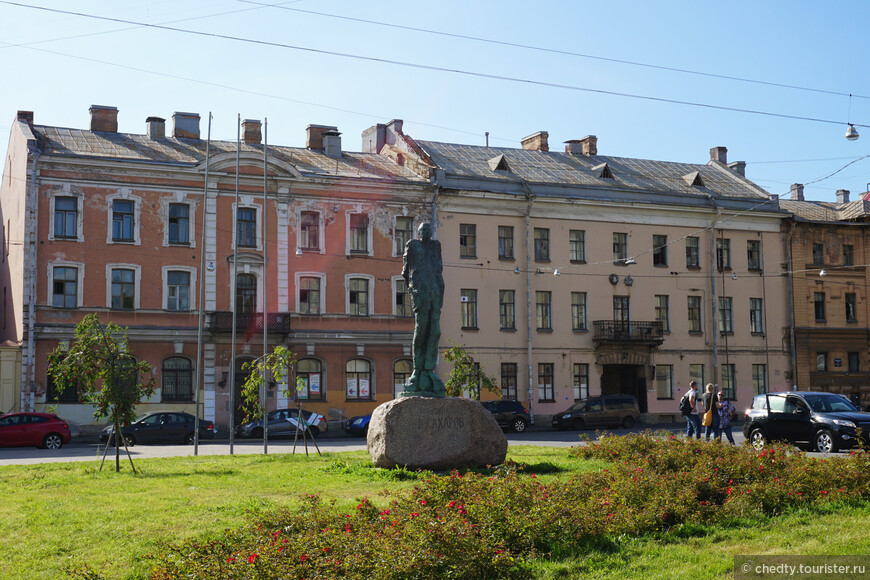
left=621, top=416, right=636, bottom=429
left=571, top=418, right=585, bottom=430
left=512, top=418, right=528, bottom=433
left=307, top=426, right=320, bottom=438
left=42, top=433, right=64, bottom=450
left=184, top=433, right=196, bottom=445
left=749, top=428, right=766, bottom=450
left=814, top=429, right=838, bottom=454
left=251, top=427, right=264, bottom=439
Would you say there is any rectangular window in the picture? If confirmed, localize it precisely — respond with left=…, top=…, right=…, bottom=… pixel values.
left=299, top=277, right=321, bottom=315
left=848, top=352, right=860, bottom=372
left=54, top=197, right=77, bottom=239
left=52, top=266, right=77, bottom=308
left=653, top=234, right=668, bottom=266
left=750, top=297, right=764, bottom=333
left=499, top=289, right=515, bottom=330
left=166, top=271, right=190, bottom=311
left=613, top=296, right=630, bottom=322
left=814, top=292, right=826, bottom=321
left=538, top=363, right=554, bottom=401
left=688, top=295, right=702, bottom=333
left=613, top=232, right=628, bottom=263
left=498, top=226, right=514, bottom=260
left=237, top=207, right=257, bottom=248
left=461, top=289, right=478, bottom=328
left=534, top=228, right=550, bottom=261
left=846, top=292, right=857, bottom=322
left=112, top=200, right=135, bottom=242
left=301, top=211, right=320, bottom=251
left=573, top=363, right=589, bottom=400
left=459, top=223, right=477, bottom=258
left=686, top=236, right=700, bottom=268
left=655, top=365, right=673, bottom=399
left=536, top=291, right=552, bottom=330
left=394, top=216, right=413, bottom=256
left=501, top=363, right=518, bottom=400
left=843, top=244, right=855, bottom=266
left=721, top=364, right=736, bottom=400
left=816, top=352, right=828, bottom=371
left=689, top=363, right=705, bottom=388
left=395, top=279, right=412, bottom=318
left=812, top=243, right=825, bottom=265
left=349, top=214, right=369, bottom=253
left=111, top=268, right=135, bottom=310
left=571, top=292, right=587, bottom=331
left=718, top=296, right=733, bottom=334
left=168, top=203, right=189, bottom=245
left=752, top=364, right=767, bottom=395
left=569, top=230, right=586, bottom=262
left=747, top=240, right=762, bottom=270
left=348, top=278, right=369, bottom=316
left=716, top=238, right=731, bottom=269
left=655, top=295, right=670, bottom=332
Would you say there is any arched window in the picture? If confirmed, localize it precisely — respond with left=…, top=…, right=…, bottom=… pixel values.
left=346, top=359, right=372, bottom=401
left=162, top=356, right=193, bottom=402
left=236, top=273, right=257, bottom=315
left=393, top=358, right=412, bottom=399
left=295, top=358, right=323, bottom=400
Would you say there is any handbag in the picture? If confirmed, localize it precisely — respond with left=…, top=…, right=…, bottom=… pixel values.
left=702, top=397, right=714, bottom=426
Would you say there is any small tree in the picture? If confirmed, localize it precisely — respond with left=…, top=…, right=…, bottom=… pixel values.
left=239, top=345, right=299, bottom=422
left=443, top=345, right=500, bottom=399
left=47, top=314, right=154, bottom=472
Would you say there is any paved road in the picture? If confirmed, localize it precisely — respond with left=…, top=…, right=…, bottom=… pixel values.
left=0, top=424, right=748, bottom=466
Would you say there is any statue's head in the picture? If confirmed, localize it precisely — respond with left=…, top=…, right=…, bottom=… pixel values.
left=417, top=222, right=432, bottom=242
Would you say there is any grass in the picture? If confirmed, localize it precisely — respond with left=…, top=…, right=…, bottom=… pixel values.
left=0, top=444, right=867, bottom=579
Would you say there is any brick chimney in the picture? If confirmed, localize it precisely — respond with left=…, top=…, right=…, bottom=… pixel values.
left=306, top=124, right=338, bottom=150
left=89, top=105, right=118, bottom=133
left=790, top=183, right=804, bottom=201
left=172, top=112, right=201, bottom=139
left=727, top=161, right=746, bottom=177
left=242, top=119, right=262, bottom=144
left=146, top=117, right=165, bottom=139
left=521, top=131, right=549, bottom=152
left=16, top=110, right=34, bottom=129
left=836, top=189, right=850, bottom=204
left=710, top=146, right=727, bottom=164
left=322, top=129, right=342, bottom=158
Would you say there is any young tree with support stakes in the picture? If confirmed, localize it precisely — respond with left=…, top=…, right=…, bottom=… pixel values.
left=47, top=314, right=155, bottom=473
left=443, top=345, right=500, bottom=399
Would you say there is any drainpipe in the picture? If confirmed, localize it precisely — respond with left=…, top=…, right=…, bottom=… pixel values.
left=706, top=197, right=722, bottom=386
left=24, top=148, right=41, bottom=411
left=520, top=181, right=535, bottom=423
left=786, top=221, right=798, bottom=390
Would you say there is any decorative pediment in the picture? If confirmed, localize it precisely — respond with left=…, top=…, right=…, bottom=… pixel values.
left=197, top=151, right=303, bottom=179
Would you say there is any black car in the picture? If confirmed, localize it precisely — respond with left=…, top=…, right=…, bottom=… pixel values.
left=743, top=391, right=870, bottom=453
left=481, top=400, right=531, bottom=432
left=100, top=411, right=217, bottom=446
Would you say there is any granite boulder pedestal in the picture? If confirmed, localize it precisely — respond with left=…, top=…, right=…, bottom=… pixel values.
left=367, top=397, right=508, bottom=470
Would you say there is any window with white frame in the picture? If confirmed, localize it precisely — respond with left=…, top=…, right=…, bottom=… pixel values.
left=394, top=277, right=412, bottom=318
left=53, top=196, right=79, bottom=240
left=393, top=358, right=412, bottom=398
left=296, top=358, right=324, bottom=400
left=162, top=356, right=193, bottom=402
left=347, top=275, right=372, bottom=316
left=49, top=262, right=84, bottom=308
left=236, top=207, right=257, bottom=248
left=299, top=211, right=321, bottom=252
left=573, top=363, right=589, bottom=400
left=108, top=265, right=141, bottom=310
left=298, top=276, right=323, bottom=315
left=168, top=203, right=190, bottom=245
left=346, top=358, right=372, bottom=400
left=348, top=213, right=370, bottom=254
left=655, top=365, right=673, bottom=399
left=461, top=289, right=478, bottom=329
left=106, top=193, right=141, bottom=245
left=163, top=267, right=196, bottom=311
left=394, top=216, right=414, bottom=256
left=236, top=273, right=257, bottom=315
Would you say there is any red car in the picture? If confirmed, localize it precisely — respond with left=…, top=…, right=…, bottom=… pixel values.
left=0, top=412, right=72, bottom=449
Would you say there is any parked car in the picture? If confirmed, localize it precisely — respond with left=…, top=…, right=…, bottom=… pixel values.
left=481, top=400, right=531, bottom=432
left=743, top=391, right=870, bottom=453
left=100, top=412, right=217, bottom=446
left=345, top=414, right=372, bottom=437
left=551, top=394, right=640, bottom=430
left=235, top=408, right=327, bottom=439
left=0, top=412, right=72, bottom=449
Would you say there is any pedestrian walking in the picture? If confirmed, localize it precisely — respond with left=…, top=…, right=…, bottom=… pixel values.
left=701, top=383, right=721, bottom=441
left=685, top=380, right=701, bottom=439
left=717, top=392, right=736, bottom=445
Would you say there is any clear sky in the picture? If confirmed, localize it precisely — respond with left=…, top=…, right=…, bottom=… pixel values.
left=1, top=0, right=868, bottom=202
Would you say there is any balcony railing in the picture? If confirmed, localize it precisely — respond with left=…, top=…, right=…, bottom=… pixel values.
left=593, top=320, right=664, bottom=345
left=207, top=312, right=291, bottom=334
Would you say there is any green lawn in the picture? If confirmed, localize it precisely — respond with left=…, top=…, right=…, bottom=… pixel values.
left=0, top=446, right=867, bottom=579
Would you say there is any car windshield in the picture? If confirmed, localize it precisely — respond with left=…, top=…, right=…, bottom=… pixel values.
left=568, top=401, right=586, bottom=412
left=802, top=394, right=858, bottom=413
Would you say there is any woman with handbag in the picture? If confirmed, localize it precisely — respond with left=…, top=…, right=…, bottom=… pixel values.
left=717, top=392, right=737, bottom=445
left=701, top=383, right=721, bottom=441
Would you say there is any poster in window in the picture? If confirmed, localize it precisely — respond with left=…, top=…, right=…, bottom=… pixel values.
left=359, top=378, right=370, bottom=398
left=347, top=378, right=358, bottom=398
left=309, top=373, right=321, bottom=396
left=297, top=376, right=309, bottom=399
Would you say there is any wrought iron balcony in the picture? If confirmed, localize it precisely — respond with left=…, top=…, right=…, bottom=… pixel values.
left=207, top=312, right=291, bottom=334
left=593, top=320, right=664, bottom=345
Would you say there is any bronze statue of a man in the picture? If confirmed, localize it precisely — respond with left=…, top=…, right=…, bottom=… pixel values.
left=401, top=222, right=445, bottom=396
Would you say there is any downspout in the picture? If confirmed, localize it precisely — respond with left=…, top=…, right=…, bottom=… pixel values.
left=520, top=180, right=535, bottom=424
left=706, top=197, right=722, bottom=386
left=786, top=221, right=798, bottom=390
left=24, top=148, right=40, bottom=411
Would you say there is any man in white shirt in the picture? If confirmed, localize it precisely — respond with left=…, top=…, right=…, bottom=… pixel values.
left=686, top=380, right=701, bottom=439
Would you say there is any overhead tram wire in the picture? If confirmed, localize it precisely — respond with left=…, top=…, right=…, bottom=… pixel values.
left=0, top=1, right=867, bottom=131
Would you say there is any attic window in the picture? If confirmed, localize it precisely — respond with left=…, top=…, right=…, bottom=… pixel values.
left=592, top=162, right=613, bottom=179
left=683, top=171, right=705, bottom=187
left=487, top=154, right=511, bottom=173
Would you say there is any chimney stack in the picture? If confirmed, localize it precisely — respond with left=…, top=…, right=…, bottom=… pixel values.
left=89, top=105, right=118, bottom=133
left=172, top=112, right=201, bottom=139
left=362, top=123, right=386, bottom=153
left=242, top=119, right=262, bottom=144
left=836, top=189, right=850, bottom=204
left=790, top=183, right=805, bottom=201
left=146, top=117, right=165, bottom=139
left=306, top=124, right=338, bottom=150
left=322, top=129, right=342, bottom=158
left=566, top=135, right=598, bottom=156
left=710, top=146, right=727, bottom=164
left=728, top=161, right=746, bottom=177
left=16, top=110, right=34, bottom=129
left=521, top=131, right=549, bottom=152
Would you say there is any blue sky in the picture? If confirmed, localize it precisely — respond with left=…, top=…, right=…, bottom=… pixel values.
left=1, top=0, right=868, bottom=202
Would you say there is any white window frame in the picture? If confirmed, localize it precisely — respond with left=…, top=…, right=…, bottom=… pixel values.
left=345, top=273, right=374, bottom=316
left=106, top=190, right=142, bottom=245
left=47, top=186, right=84, bottom=242
left=105, top=263, right=142, bottom=309
left=295, top=272, right=326, bottom=315
left=346, top=212, right=372, bottom=256
left=392, top=275, right=413, bottom=317
left=162, top=194, right=197, bottom=248
left=161, top=266, right=197, bottom=311
left=393, top=216, right=415, bottom=257
left=233, top=198, right=263, bottom=251
left=47, top=260, right=85, bottom=308
left=296, top=209, right=324, bottom=254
